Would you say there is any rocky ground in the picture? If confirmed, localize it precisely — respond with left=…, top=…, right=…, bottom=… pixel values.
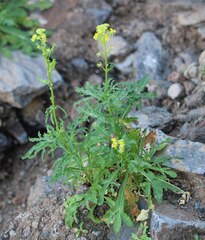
left=1, top=0, right=205, bottom=239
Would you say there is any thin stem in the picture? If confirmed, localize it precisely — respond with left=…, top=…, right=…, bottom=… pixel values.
left=46, top=58, right=59, bottom=132
left=103, top=40, right=109, bottom=97
left=103, top=40, right=114, bottom=117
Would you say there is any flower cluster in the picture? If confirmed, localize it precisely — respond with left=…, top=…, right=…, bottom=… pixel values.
left=111, top=137, right=125, bottom=153
left=93, top=23, right=116, bottom=43
left=31, top=28, right=47, bottom=45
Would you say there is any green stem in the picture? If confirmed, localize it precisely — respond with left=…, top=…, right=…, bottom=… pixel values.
left=46, top=58, right=59, bottom=132
left=103, top=40, right=109, bottom=97
left=103, top=40, right=114, bottom=118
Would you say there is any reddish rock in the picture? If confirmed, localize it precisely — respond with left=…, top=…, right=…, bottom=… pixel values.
left=88, top=74, right=103, bottom=86
left=167, top=71, right=181, bottom=83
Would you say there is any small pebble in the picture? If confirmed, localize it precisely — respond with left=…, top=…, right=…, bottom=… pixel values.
left=9, top=229, right=16, bottom=237
left=168, top=83, right=184, bottom=99
left=167, top=71, right=181, bottom=82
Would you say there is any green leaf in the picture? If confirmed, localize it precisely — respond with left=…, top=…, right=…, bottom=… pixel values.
left=121, top=212, right=134, bottom=227
left=152, top=179, right=164, bottom=202
left=113, top=212, right=122, bottom=233
left=0, top=0, right=53, bottom=56
left=164, top=170, right=177, bottom=178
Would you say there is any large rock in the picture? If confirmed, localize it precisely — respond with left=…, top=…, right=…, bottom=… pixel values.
left=0, top=176, right=73, bottom=240
left=115, top=32, right=167, bottom=81
left=84, top=0, right=112, bottom=26
left=130, top=106, right=173, bottom=129
left=115, top=53, right=136, bottom=74
left=155, top=129, right=205, bottom=175
left=134, top=32, right=167, bottom=81
left=0, top=51, right=63, bottom=108
left=184, top=87, right=205, bottom=108
left=180, top=125, right=205, bottom=144
left=44, top=0, right=112, bottom=32
left=150, top=202, right=205, bottom=240
left=5, top=112, right=28, bottom=145
left=27, top=176, right=70, bottom=207
left=0, top=177, right=108, bottom=240
left=98, top=36, right=130, bottom=57
left=176, top=107, right=205, bottom=123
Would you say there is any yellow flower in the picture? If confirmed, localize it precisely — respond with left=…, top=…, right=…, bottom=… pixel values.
left=93, top=33, right=99, bottom=40
left=111, top=137, right=118, bottom=149
left=36, top=28, right=46, bottom=35
left=105, top=33, right=110, bottom=42
left=31, top=34, right=38, bottom=42
left=40, top=33, right=47, bottom=44
left=31, top=28, right=47, bottom=45
left=93, top=23, right=116, bottom=43
left=118, top=139, right=125, bottom=154
left=110, top=28, right=116, bottom=35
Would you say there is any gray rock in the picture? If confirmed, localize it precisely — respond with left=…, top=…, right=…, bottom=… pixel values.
left=0, top=51, right=63, bottom=108
left=183, top=80, right=196, bottom=95
left=71, top=58, right=89, bottom=71
left=115, top=53, right=136, bottom=74
left=0, top=132, right=11, bottom=152
left=179, top=52, right=197, bottom=66
left=0, top=176, right=75, bottom=240
left=147, top=80, right=171, bottom=98
left=180, top=124, right=205, bottom=144
left=133, top=32, right=167, bottom=81
left=184, top=87, right=205, bottom=108
left=5, top=112, right=28, bottom=145
left=173, top=57, right=187, bottom=73
left=176, top=107, right=205, bottom=122
left=150, top=202, right=205, bottom=240
left=39, top=230, right=51, bottom=239
left=115, top=32, right=167, bottom=80
left=87, top=8, right=111, bottom=26
left=130, top=106, right=173, bottom=129
left=86, top=2, right=112, bottom=26
left=155, top=129, right=205, bottom=175
left=159, top=0, right=196, bottom=10
left=168, top=83, right=184, bottom=99
left=98, top=36, right=130, bottom=57
left=21, top=98, right=45, bottom=128
left=27, top=176, right=70, bottom=207
left=108, top=223, right=138, bottom=240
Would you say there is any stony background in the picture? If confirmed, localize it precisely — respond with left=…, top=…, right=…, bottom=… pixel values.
left=1, top=0, right=205, bottom=239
